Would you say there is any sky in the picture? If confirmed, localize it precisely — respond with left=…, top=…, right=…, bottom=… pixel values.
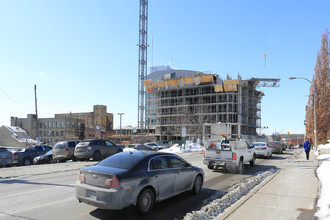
left=0, top=0, right=329, bottom=135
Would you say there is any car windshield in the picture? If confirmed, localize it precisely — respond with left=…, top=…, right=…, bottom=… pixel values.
left=54, top=143, right=66, bottom=149
left=268, top=142, right=279, bottom=147
left=97, top=152, right=144, bottom=169
left=252, top=143, right=266, bottom=147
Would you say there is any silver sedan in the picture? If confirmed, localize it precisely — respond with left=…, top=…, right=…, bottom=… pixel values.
left=251, top=142, right=273, bottom=158
left=75, top=151, right=204, bottom=214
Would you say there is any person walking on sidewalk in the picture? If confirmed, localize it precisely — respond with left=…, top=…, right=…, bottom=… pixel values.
left=303, top=139, right=311, bottom=160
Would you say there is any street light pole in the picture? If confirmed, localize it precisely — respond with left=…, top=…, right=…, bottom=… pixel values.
left=289, top=77, right=317, bottom=150
left=118, top=113, right=124, bottom=144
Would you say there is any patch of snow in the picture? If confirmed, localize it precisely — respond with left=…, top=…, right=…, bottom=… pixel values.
left=315, top=141, right=330, bottom=220
left=183, top=169, right=277, bottom=219
left=160, top=143, right=204, bottom=153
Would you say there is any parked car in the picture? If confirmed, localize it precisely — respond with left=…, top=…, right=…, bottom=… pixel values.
left=33, top=150, right=54, bottom=164
left=0, top=147, right=14, bottom=167
left=134, top=144, right=152, bottom=151
left=268, top=141, right=284, bottom=154
left=76, top=151, right=204, bottom=214
left=74, top=139, right=123, bottom=161
left=156, top=140, right=171, bottom=148
left=53, top=140, right=80, bottom=162
left=251, top=142, right=272, bottom=158
left=144, top=142, right=164, bottom=151
left=203, top=139, right=256, bottom=173
left=15, top=145, right=52, bottom=166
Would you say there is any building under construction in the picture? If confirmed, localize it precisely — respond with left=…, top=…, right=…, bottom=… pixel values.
left=144, top=67, right=280, bottom=143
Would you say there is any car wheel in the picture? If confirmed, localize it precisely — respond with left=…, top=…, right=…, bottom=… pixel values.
left=136, top=188, right=155, bottom=215
left=207, top=165, right=214, bottom=170
left=250, top=154, right=256, bottom=166
left=23, top=158, right=32, bottom=166
left=236, top=158, right=244, bottom=174
left=192, top=175, right=203, bottom=194
left=92, top=151, right=102, bottom=161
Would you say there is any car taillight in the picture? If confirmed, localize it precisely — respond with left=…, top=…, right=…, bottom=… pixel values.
left=232, top=152, right=237, bottom=160
left=65, top=148, right=69, bottom=152
left=105, top=176, right=120, bottom=189
left=77, top=171, right=85, bottom=183
left=276, top=146, right=279, bottom=148
left=261, top=147, right=267, bottom=150
left=203, top=150, right=205, bottom=158
left=87, top=146, right=92, bottom=150
left=12, top=152, right=18, bottom=158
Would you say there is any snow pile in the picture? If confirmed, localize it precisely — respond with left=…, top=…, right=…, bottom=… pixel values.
left=160, top=143, right=204, bottom=153
left=315, top=140, right=330, bottom=220
left=183, top=169, right=277, bottom=220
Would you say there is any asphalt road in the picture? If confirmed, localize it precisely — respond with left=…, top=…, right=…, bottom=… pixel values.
left=0, top=149, right=299, bottom=220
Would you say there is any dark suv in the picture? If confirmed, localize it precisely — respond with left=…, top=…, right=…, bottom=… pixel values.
left=53, top=140, right=80, bottom=162
left=74, top=139, right=123, bottom=161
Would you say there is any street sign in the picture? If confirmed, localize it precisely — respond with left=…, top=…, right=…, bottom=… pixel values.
left=182, top=127, right=186, bottom=137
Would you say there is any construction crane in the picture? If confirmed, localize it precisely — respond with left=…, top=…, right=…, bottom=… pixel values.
left=137, top=0, right=148, bottom=131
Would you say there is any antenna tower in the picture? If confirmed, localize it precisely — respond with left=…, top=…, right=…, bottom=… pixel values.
left=137, top=0, right=148, bottom=130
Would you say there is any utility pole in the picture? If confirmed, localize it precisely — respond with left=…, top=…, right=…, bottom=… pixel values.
left=289, top=77, right=318, bottom=150
left=118, top=113, right=124, bottom=144
left=137, top=0, right=148, bottom=131
left=34, top=85, right=39, bottom=141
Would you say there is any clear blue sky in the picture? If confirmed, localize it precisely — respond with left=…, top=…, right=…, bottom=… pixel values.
left=0, top=0, right=329, bottom=135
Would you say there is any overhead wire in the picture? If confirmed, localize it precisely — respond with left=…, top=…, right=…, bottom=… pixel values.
left=0, top=85, right=33, bottom=104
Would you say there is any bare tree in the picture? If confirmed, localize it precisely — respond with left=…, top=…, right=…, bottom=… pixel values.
left=306, top=30, right=330, bottom=144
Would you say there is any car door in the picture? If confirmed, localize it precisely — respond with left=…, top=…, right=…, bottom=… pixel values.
left=148, top=156, right=175, bottom=200
left=97, top=140, right=107, bottom=157
left=167, top=155, right=194, bottom=194
left=37, top=146, right=45, bottom=156
left=105, top=140, right=116, bottom=156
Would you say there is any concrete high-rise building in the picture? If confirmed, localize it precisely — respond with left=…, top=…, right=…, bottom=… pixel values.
left=144, top=69, right=276, bottom=143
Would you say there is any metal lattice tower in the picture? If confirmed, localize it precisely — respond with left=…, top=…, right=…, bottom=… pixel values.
left=137, top=0, right=148, bottom=130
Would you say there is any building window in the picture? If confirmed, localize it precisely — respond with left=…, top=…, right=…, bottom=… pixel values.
left=72, top=122, right=75, bottom=128
left=78, top=122, right=81, bottom=129
left=44, top=131, right=46, bottom=136
left=39, top=123, right=42, bottom=129
left=60, top=131, right=64, bottom=136
left=56, top=122, right=60, bottom=128
left=61, top=122, right=64, bottom=128
left=49, top=122, right=51, bottom=128
left=44, top=122, right=47, bottom=128
left=56, top=131, right=59, bottom=136
left=66, top=122, right=70, bottom=128
left=51, top=131, right=54, bottom=136
left=52, top=122, right=55, bottom=128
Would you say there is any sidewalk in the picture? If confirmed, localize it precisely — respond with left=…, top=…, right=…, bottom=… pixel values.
left=217, top=149, right=320, bottom=220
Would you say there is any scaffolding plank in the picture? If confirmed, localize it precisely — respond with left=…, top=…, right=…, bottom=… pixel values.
left=157, top=81, right=166, bottom=88
left=182, top=77, right=195, bottom=85
left=166, top=79, right=180, bottom=87
left=197, top=75, right=215, bottom=84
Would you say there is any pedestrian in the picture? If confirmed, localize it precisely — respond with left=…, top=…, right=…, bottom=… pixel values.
left=303, top=139, right=311, bottom=160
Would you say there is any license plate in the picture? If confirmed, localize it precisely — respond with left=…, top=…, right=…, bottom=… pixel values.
left=87, top=190, right=96, bottom=198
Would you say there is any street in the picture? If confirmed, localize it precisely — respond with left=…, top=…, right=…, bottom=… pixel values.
left=0, top=148, right=300, bottom=220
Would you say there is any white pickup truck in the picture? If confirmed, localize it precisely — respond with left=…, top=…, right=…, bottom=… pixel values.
left=203, top=139, right=256, bottom=173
